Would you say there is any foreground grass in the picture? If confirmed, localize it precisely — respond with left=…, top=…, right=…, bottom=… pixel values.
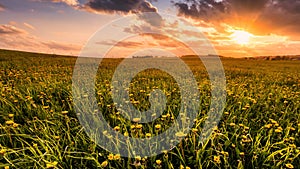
left=0, top=49, right=299, bottom=168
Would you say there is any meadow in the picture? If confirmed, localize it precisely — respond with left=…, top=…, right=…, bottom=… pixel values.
left=0, top=49, right=299, bottom=169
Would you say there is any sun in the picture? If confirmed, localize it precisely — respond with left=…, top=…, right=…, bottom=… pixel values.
left=231, top=30, right=253, bottom=45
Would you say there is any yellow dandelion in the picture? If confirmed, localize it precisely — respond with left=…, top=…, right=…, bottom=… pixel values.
left=13, top=123, right=19, bottom=128
left=61, top=111, right=68, bottom=115
left=0, top=149, right=6, bottom=155
left=133, top=118, right=140, bottom=123
left=213, top=156, right=221, bottom=164
left=4, top=166, right=9, bottom=169
left=156, top=159, right=162, bottom=165
left=114, top=154, right=121, bottom=160
left=285, top=163, right=294, bottom=169
left=8, top=114, right=14, bottom=118
left=101, top=160, right=108, bottom=167
left=5, top=120, right=14, bottom=125
left=108, top=154, right=114, bottom=160
left=46, top=161, right=58, bottom=168
left=135, top=156, right=141, bottom=161
left=124, top=132, right=129, bottom=137
left=155, top=124, right=161, bottom=130
left=114, top=126, right=120, bottom=131
left=146, top=133, right=152, bottom=138
left=264, top=124, right=272, bottom=129
left=136, top=124, right=143, bottom=129
left=229, top=123, right=236, bottom=127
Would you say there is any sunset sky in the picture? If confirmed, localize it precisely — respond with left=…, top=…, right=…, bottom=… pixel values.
left=1, top=0, right=300, bottom=57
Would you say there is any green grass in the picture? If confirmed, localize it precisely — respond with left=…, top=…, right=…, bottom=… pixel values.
left=0, top=49, right=299, bottom=168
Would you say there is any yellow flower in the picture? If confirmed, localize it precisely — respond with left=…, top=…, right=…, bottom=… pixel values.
left=155, top=124, right=161, bottom=130
left=264, top=124, right=272, bottom=129
left=114, top=126, right=120, bottom=131
left=146, top=133, right=152, bottom=138
left=239, top=152, right=245, bottom=156
left=136, top=124, right=143, bottom=129
left=114, top=154, right=121, bottom=160
left=275, top=127, right=283, bottom=133
left=4, top=166, right=9, bottom=169
left=186, top=166, right=191, bottom=169
left=213, top=156, right=221, bottom=164
left=101, top=160, right=108, bottom=167
left=46, top=161, right=58, bottom=168
left=135, top=156, right=141, bottom=161
left=133, top=118, right=140, bottom=123
left=13, top=123, right=19, bottom=128
left=285, top=163, right=294, bottom=169
left=124, top=132, right=129, bottom=137
left=61, top=111, right=68, bottom=115
left=8, top=114, right=14, bottom=118
left=5, top=120, right=14, bottom=125
left=229, top=123, right=236, bottom=127
left=108, top=154, right=114, bottom=160
left=0, top=149, right=6, bottom=155
left=156, top=159, right=162, bottom=165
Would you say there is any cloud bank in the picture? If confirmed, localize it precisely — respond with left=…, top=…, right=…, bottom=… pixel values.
left=83, top=0, right=157, bottom=14
left=173, top=0, right=300, bottom=38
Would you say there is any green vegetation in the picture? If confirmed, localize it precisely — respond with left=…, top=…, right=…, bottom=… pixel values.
left=0, top=49, right=299, bottom=168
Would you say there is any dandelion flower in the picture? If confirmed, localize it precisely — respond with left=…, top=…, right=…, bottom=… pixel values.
left=285, top=163, right=294, bottom=169
left=114, top=154, right=121, bottom=160
left=0, top=149, right=6, bottom=155
left=135, top=156, right=141, bottom=161
left=108, top=154, right=114, bottom=160
left=46, top=161, right=58, bottom=168
left=5, top=120, right=14, bottom=125
left=156, top=159, right=162, bottom=165
left=61, top=111, right=68, bottom=115
left=8, top=114, right=14, bottom=118
left=114, top=126, right=120, bottom=131
left=101, top=161, right=108, bottom=167
left=155, top=124, right=161, bottom=130
left=213, top=155, right=221, bottom=164
left=229, top=123, right=236, bottom=127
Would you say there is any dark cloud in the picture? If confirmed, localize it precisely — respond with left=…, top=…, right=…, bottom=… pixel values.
left=32, top=0, right=79, bottom=6
left=83, top=0, right=157, bottom=14
left=0, top=4, right=5, bottom=12
left=173, top=0, right=300, bottom=38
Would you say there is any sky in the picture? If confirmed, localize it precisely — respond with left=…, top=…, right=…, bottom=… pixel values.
left=1, top=0, right=300, bottom=57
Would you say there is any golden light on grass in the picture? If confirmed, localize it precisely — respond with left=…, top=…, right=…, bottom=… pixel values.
left=231, top=30, right=253, bottom=45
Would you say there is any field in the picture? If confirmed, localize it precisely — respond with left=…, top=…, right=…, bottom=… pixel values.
left=0, top=49, right=299, bottom=169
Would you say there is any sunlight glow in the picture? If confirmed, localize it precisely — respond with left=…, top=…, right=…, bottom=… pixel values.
left=231, top=30, right=253, bottom=45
